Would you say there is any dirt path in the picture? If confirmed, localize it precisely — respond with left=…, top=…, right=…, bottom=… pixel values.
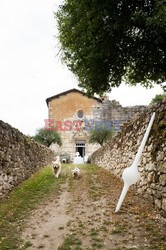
left=22, top=165, right=166, bottom=250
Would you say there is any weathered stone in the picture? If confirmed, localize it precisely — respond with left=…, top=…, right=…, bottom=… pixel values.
left=162, top=198, right=166, bottom=211
left=4, top=174, right=8, bottom=181
left=159, top=175, right=166, bottom=186
left=153, top=190, right=161, bottom=199
left=0, top=151, right=5, bottom=158
left=147, top=172, right=156, bottom=183
left=142, top=157, right=147, bottom=165
left=158, top=163, right=166, bottom=174
left=154, top=199, right=162, bottom=209
left=8, top=176, right=14, bottom=183
left=147, top=144, right=153, bottom=152
left=147, top=188, right=153, bottom=194
left=92, top=101, right=166, bottom=212
left=3, top=182, right=11, bottom=190
left=150, top=183, right=157, bottom=189
left=0, top=175, right=3, bottom=182
left=162, top=187, right=166, bottom=197
left=0, top=119, right=54, bottom=198
left=137, top=188, right=143, bottom=194
left=147, top=162, right=155, bottom=171
left=138, top=167, right=144, bottom=172
left=156, top=152, right=164, bottom=162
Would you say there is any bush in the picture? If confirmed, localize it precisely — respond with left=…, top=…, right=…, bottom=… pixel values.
left=151, top=93, right=166, bottom=104
left=89, top=125, right=115, bottom=146
left=33, top=128, right=62, bottom=147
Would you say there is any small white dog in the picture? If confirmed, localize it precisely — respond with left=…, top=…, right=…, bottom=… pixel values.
left=72, top=167, right=80, bottom=179
left=52, top=156, right=61, bottom=178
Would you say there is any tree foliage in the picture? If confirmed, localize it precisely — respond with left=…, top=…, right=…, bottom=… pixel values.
left=151, top=92, right=166, bottom=103
left=33, top=128, right=62, bottom=147
left=56, top=0, right=166, bottom=95
left=89, top=127, right=115, bottom=146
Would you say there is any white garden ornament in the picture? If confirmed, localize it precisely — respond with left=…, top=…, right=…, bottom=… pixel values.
left=73, top=152, right=84, bottom=164
left=115, top=112, right=155, bottom=212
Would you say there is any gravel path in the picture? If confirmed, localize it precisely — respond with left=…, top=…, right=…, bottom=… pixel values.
left=22, top=165, right=166, bottom=250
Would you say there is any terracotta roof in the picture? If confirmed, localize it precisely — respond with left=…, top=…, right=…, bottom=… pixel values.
left=46, top=88, right=101, bottom=106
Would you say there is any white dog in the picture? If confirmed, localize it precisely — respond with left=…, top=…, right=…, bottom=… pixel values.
left=52, top=156, right=61, bottom=178
left=72, top=167, right=80, bottom=179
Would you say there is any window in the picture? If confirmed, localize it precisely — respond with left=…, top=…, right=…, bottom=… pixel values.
left=77, top=110, right=84, bottom=120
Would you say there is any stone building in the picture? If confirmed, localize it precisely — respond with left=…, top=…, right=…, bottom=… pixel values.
left=46, top=88, right=147, bottom=161
left=46, top=89, right=101, bottom=160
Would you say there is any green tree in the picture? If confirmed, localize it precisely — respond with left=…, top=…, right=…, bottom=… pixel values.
left=56, top=0, right=166, bottom=95
left=151, top=93, right=166, bottom=103
left=89, top=126, right=115, bottom=146
left=33, top=128, right=62, bottom=147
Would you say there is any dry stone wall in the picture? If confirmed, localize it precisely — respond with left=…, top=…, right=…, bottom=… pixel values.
left=0, top=121, right=54, bottom=198
left=92, top=101, right=166, bottom=212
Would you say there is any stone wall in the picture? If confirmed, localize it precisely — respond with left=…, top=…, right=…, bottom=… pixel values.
left=93, top=99, right=148, bottom=126
left=92, top=101, right=166, bottom=212
left=0, top=120, right=55, bottom=198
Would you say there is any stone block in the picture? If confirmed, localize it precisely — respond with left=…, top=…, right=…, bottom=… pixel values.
left=147, top=172, right=156, bottom=183
left=157, top=152, right=164, bottom=162
left=3, top=182, right=11, bottom=190
left=162, top=198, right=166, bottom=211
left=154, top=199, right=162, bottom=209
left=145, top=163, right=155, bottom=171
left=159, top=174, right=166, bottom=186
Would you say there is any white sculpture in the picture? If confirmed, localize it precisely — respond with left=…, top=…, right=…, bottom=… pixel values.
left=73, top=152, right=84, bottom=164
left=75, top=152, right=80, bottom=157
left=115, top=112, right=155, bottom=212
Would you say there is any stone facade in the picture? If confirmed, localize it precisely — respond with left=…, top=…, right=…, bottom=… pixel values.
left=46, top=89, right=101, bottom=160
left=46, top=89, right=147, bottom=161
left=92, top=101, right=166, bottom=212
left=93, top=98, right=148, bottom=127
left=0, top=120, right=54, bottom=198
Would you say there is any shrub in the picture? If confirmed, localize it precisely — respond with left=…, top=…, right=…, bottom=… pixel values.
left=89, top=126, right=115, bottom=146
left=33, top=128, right=62, bottom=147
left=151, top=93, right=166, bottom=104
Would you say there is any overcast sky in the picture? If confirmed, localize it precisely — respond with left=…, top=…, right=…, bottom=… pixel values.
left=0, top=0, right=163, bottom=136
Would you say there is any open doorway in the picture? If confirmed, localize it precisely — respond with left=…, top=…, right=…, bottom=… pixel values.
left=75, top=141, right=85, bottom=158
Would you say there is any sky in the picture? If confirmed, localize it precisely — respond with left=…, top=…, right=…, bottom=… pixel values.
left=0, top=0, right=164, bottom=136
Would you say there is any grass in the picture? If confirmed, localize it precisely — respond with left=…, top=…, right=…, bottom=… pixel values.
left=58, top=234, right=82, bottom=250
left=100, top=226, right=108, bottom=232
left=0, top=165, right=67, bottom=250
left=24, top=241, right=33, bottom=248
left=91, top=242, right=103, bottom=248
left=103, top=220, right=111, bottom=226
left=90, top=229, right=99, bottom=236
left=0, top=163, right=165, bottom=250
left=111, top=225, right=127, bottom=234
